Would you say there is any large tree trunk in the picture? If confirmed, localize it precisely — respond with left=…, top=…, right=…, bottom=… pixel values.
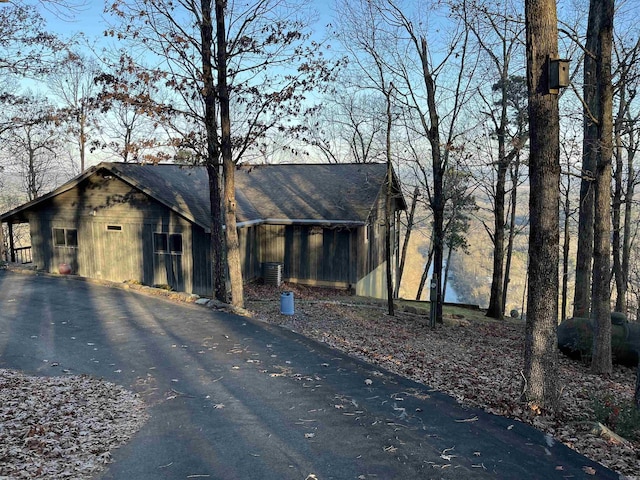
left=418, top=35, right=445, bottom=324
left=432, top=169, right=444, bottom=323
left=216, top=0, right=244, bottom=308
left=522, top=0, right=560, bottom=412
left=590, top=0, right=614, bottom=375
left=486, top=73, right=510, bottom=320
left=572, top=2, right=600, bottom=320
left=200, top=0, right=226, bottom=302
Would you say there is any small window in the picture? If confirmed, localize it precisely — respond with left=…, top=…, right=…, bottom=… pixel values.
left=66, top=229, right=78, bottom=247
left=154, top=233, right=168, bottom=253
left=107, top=225, right=122, bottom=232
left=53, top=228, right=78, bottom=248
left=53, top=228, right=66, bottom=246
left=169, top=234, right=182, bottom=253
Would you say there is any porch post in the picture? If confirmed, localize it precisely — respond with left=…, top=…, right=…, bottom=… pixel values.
left=8, top=222, right=15, bottom=263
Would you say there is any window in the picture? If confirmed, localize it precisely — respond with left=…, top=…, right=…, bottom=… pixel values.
left=106, top=225, right=122, bottom=232
left=169, top=234, right=182, bottom=253
left=154, top=233, right=168, bottom=253
left=154, top=233, right=182, bottom=254
left=53, top=228, right=78, bottom=248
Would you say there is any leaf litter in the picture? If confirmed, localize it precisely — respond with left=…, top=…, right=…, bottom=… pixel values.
left=246, top=283, right=640, bottom=478
left=0, top=369, right=147, bottom=479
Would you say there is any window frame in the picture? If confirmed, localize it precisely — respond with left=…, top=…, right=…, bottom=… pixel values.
left=154, top=232, right=183, bottom=255
left=53, top=228, right=78, bottom=248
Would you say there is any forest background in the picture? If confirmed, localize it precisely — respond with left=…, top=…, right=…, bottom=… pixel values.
left=0, top=0, right=639, bottom=325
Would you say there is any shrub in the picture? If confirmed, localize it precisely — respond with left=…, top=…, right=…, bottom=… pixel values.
left=591, top=394, right=640, bottom=441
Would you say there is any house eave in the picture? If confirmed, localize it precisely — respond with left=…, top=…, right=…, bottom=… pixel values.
left=236, top=218, right=366, bottom=228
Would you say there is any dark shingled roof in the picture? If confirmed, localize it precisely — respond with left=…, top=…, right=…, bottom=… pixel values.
left=1, top=162, right=405, bottom=230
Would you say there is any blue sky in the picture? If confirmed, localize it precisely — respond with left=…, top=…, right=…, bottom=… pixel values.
left=41, top=0, right=335, bottom=47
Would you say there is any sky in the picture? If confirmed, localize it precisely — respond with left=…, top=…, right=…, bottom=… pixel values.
left=41, top=0, right=335, bottom=48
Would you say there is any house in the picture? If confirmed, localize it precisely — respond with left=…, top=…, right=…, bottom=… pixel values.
left=0, top=162, right=407, bottom=299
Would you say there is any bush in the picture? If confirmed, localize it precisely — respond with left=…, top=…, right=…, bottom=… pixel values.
left=509, top=309, right=519, bottom=319
left=611, top=311, right=628, bottom=325
left=591, top=394, right=640, bottom=441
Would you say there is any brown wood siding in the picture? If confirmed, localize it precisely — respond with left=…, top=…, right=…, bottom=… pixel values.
left=278, top=225, right=357, bottom=286
left=25, top=174, right=214, bottom=296
left=239, top=225, right=260, bottom=282
left=259, top=225, right=285, bottom=263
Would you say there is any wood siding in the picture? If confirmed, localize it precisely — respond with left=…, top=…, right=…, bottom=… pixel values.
left=258, top=224, right=358, bottom=288
left=27, top=173, right=213, bottom=296
left=13, top=166, right=404, bottom=299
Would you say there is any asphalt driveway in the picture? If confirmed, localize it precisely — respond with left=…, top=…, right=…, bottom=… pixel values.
left=0, top=271, right=617, bottom=479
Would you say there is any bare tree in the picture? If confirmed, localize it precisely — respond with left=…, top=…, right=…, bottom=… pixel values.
left=588, top=0, right=614, bottom=375
left=306, top=90, right=388, bottom=164
left=48, top=51, right=100, bottom=173
left=462, top=0, right=528, bottom=320
left=1, top=95, right=65, bottom=200
left=335, top=0, right=474, bottom=322
left=0, top=2, right=62, bottom=77
left=107, top=0, right=337, bottom=306
left=612, top=35, right=640, bottom=317
left=559, top=126, right=581, bottom=322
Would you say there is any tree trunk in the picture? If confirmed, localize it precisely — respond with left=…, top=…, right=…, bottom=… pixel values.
left=395, top=186, right=419, bottom=299
left=207, top=163, right=226, bottom=301
left=486, top=162, right=506, bottom=319
left=561, top=176, right=571, bottom=322
left=635, top=362, right=640, bottom=409
left=590, top=0, right=614, bottom=375
left=612, top=114, right=624, bottom=313
left=573, top=1, right=600, bottom=320
left=200, top=0, right=225, bottom=302
left=622, top=141, right=636, bottom=314
left=432, top=177, right=444, bottom=324
left=416, top=243, right=434, bottom=301
left=502, top=160, right=520, bottom=314
left=522, top=0, right=560, bottom=412
left=79, top=108, right=86, bottom=172
left=216, top=0, right=244, bottom=308
left=613, top=77, right=635, bottom=315
left=383, top=80, right=395, bottom=315
left=418, top=35, right=445, bottom=324
left=443, top=244, right=453, bottom=302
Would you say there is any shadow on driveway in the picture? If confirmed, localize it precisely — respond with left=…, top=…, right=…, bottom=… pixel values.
left=0, top=271, right=617, bottom=479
